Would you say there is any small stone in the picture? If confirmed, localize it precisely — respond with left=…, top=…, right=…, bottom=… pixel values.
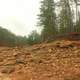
left=48, top=49, right=52, bottom=53
left=26, top=53, right=31, bottom=55
left=16, top=59, right=26, bottom=64
left=0, top=58, right=3, bottom=62
left=74, top=50, right=79, bottom=53
left=13, top=52, right=18, bottom=56
left=1, top=66, right=15, bottom=74
left=38, top=60, right=43, bottom=63
left=73, top=46, right=78, bottom=50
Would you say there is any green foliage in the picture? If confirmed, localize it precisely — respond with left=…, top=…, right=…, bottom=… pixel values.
left=75, top=14, right=80, bottom=32
left=27, top=30, right=41, bottom=45
left=38, top=0, right=57, bottom=41
left=16, top=36, right=28, bottom=46
left=0, top=26, right=42, bottom=46
left=0, top=27, right=28, bottom=46
left=59, top=0, right=74, bottom=34
left=0, top=27, right=16, bottom=46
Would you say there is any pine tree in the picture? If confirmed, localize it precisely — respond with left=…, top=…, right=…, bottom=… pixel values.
left=38, top=0, right=57, bottom=41
left=59, top=0, right=74, bottom=34
left=75, top=13, right=80, bottom=32
left=73, top=0, right=80, bottom=32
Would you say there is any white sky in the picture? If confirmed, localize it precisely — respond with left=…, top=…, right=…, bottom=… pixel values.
left=0, top=0, right=79, bottom=36
left=0, top=0, right=41, bottom=36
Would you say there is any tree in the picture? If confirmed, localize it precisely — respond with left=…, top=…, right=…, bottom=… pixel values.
left=16, top=36, right=28, bottom=46
left=27, top=30, right=41, bottom=45
left=74, top=0, right=80, bottom=22
left=73, top=0, right=80, bottom=32
left=38, top=0, right=57, bottom=41
left=0, top=26, right=28, bottom=47
left=59, top=0, right=74, bottom=34
left=0, top=27, right=16, bottom=46
left=75, top=13, right=80, bottom=32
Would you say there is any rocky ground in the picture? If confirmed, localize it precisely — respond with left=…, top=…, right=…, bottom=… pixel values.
left=0, top=40, right=80, bottom=80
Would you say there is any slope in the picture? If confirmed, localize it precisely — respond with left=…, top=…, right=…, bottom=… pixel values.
left=0, top=40, right=80, bottom=80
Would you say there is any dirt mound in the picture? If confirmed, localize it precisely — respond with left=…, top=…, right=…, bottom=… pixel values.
left=0, top=40, right=80, bottom=80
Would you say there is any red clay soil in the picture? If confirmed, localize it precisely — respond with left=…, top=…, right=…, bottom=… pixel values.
left=0, top=40, right=80, bottom=80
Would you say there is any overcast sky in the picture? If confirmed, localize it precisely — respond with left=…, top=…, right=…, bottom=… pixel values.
left=0, top=0, right=41, bottom=36
left=0, top=0, right=79, bottom=36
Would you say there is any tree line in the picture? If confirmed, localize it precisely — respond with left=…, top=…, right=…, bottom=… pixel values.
left=38, top=0, right=80, bottom=41
left=0, top=27, right=41, bottom=46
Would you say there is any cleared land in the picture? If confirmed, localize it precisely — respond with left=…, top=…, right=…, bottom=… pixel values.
left=0, top=40, right=80, bottom=80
